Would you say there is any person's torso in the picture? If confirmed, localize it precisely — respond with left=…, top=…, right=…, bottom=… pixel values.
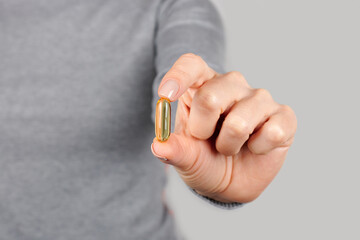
left=0, top=0, right=177, bottom=239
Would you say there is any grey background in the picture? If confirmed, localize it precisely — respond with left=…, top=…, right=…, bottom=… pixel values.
left=165, top=0, right=360, bottom=239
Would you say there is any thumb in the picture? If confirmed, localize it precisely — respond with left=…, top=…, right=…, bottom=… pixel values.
left=151, top=133, right=197, bottom=170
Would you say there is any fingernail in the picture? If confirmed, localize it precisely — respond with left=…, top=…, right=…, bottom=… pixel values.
left=158, top=79, right=179, bottom=101
left=151, top=143, right=168, bottom=161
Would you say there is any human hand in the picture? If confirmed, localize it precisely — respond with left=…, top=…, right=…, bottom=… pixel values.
left=151, top=53, right=297, bottom=203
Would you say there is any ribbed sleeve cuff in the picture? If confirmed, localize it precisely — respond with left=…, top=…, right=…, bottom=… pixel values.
left=188, top=187, right=244, bottom=210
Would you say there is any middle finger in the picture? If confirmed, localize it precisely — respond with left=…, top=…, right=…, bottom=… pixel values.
left=188, top=71, right=251, bottom=139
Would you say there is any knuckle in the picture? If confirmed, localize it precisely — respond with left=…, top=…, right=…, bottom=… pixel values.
left=168, top=67, right=192, bottom=80
left=280, top=104, right=293, bottom=112
left=226, top=70, right=244, bottom=80
left=280, top=104, right=298, bottom=134
left=195, top=89, right=220, bottom=112
left=225, top=71, right=249, bottom=87
left=181, top=52, right=198, bottom=58
left=281, top=104, right=297, bottom=119
left=254, top=88, right=273, bottom=101
left=181, top=53, right=203, bottom=64
left=164, top=68, right=192, bottom=86
left=179, top=53, right=207, bottom=79
left=223, top=117, right=251, bottom=139
left=266, top=124, right=287, bottom=145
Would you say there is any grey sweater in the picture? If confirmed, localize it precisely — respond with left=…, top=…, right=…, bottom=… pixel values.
left=0, top=0, right=234, bottom=239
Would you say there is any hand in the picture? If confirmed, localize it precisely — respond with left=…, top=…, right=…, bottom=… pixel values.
left=151, top=53, right=297, bottom=203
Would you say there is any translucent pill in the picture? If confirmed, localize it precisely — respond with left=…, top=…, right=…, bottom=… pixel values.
left=155, top=98, right=171, bottom=142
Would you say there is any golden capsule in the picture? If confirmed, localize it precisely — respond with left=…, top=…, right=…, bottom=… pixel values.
left=155, top=98, right=171, bottom=142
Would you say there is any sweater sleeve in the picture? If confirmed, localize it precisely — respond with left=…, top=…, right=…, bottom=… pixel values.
left=151, top=0, right=226, bottom=123
left=152, top=0, right=243, bottom=209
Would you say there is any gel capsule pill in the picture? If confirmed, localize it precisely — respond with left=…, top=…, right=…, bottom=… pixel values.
left=155, top=98, right=171, bottom=142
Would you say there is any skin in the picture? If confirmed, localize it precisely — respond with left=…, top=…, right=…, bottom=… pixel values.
left=151, top=53, right=297, bottom=203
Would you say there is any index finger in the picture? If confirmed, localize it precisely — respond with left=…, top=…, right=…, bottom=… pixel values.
left=158, top=53, right=218, bottom=102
